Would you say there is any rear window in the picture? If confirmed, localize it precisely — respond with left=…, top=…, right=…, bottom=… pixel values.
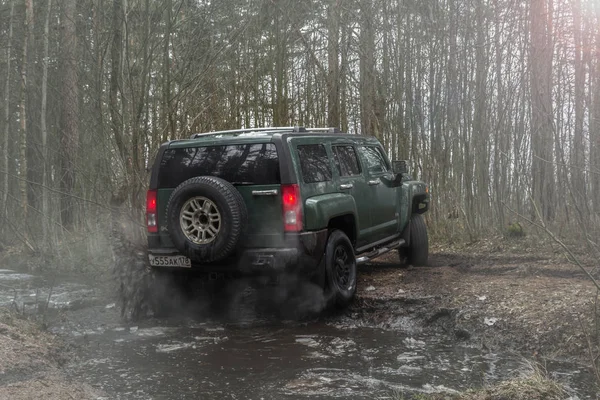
left=158, top=143, right=280, bottom=188
left=297, top=144, right=332, bottom=183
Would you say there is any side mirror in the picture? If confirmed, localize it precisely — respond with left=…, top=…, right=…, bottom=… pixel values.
left=392, top=160, right=408, bottom=175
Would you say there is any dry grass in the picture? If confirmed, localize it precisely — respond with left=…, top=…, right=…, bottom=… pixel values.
left=458, top=370, right=566, bottom=400
left=0, top=309, right=55, bottom=374
left=0, top=308, right=100, bottom=399
left=398, top=367, right=566, bottom=400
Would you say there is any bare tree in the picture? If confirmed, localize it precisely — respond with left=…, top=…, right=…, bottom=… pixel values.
left=40, top=0, right=51, bottom=242
left=530, top=0, right=556, bottom=221
left=18, top=0, right=34, bottom=221
left=1, top=0, right=14, bottom=235
left=59, top=0, right=79, bottom=226
left=327, top=0, right=340, bottom=128
left=359, top=0, right=378, bottom=139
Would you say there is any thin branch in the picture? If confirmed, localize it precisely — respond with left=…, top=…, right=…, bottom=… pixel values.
left=503, top=200, right=600, bottom=291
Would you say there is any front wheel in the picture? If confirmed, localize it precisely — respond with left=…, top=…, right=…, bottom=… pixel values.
left=400, top=214, right=429, bottom=266
left=323, top=230, right=357, bottom=308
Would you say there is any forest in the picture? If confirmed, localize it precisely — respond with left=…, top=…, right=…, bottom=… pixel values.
left=0, top=0, right=599, bottom=257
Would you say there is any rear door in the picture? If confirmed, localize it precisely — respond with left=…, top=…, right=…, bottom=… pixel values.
left=332, top=144, right=371, bottom=248
left=156, top=142, right=284, bottom=248
left=358, top=145, right=399, bottom=242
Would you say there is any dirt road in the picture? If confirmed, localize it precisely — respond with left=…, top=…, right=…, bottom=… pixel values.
left=0, top=244, right=598, bottom=399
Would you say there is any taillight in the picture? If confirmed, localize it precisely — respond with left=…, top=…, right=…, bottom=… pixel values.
left=146, top=189, right=158, bottom=233
left=281, top=184, right=302, bottom=232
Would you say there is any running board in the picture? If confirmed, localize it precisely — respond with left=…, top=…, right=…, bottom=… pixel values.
left=356, top=239, right=406, bottom=265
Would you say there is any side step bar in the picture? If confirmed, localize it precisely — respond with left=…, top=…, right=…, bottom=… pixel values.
left=356, top=239, right=406, bottom=265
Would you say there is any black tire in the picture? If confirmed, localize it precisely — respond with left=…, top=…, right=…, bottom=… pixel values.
left=166, top=176, right=247, bottom=263
left=402, top=214, right=429, bottom=266
left=323, top=230, right=357, bottom=308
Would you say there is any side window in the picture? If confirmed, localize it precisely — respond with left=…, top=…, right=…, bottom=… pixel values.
left=360, top=146, right=390, bottom=174
left=333, top=145, right=361, bottom=177
left=297, top=144, right=332, bottom=183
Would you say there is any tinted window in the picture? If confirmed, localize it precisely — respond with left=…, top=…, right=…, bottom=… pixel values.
left=360, top=146, right=389, bottom=174
left=158, top=143, right=280, bottom=188
left=297, top=144, right=332, bottom=183
left=333, top=145, right=361, bottom=176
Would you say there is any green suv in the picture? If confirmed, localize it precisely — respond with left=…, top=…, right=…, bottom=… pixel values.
left=146, top=127, right=429, bottom=307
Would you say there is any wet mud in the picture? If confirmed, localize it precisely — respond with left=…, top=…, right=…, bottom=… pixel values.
left=0, top=250, right=598, bottom=399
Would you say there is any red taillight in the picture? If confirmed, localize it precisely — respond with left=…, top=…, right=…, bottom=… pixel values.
left=281, top=184, right=302, bottom=232
left=146, top=189, right=158, bottom=233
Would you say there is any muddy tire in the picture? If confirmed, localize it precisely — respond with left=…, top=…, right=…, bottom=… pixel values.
left=166, top=176, right=247, bottom=263
left=402, top=214, right=429, bottom=266
left=323, top=230, right=357, bottom=309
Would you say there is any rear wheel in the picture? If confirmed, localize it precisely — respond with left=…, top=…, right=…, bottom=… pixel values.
left=400, top=214, right=429, bottom=266
left=323, top=230, right=357, bottom=308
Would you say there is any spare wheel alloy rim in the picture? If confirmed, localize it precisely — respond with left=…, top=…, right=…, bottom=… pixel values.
left=179, top=196, right=222, bottom=244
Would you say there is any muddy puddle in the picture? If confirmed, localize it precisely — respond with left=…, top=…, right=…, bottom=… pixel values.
left=0, top=268, right=597, bottom=399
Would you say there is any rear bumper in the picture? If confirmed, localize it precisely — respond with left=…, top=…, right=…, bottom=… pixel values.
left=148, top=229, right=328, bottom=277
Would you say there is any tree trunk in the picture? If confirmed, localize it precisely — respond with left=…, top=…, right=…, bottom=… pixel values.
left=473, top=0, right=490, bottom=230
left=273, top=8, right=288, bottom=126
left=327, top=0, right=340, bottom=128
left=2, top=0, right=15, bottom=234
left=571, top=0, right=586, bottom=213
left=530, top=0, right=555, bottom=221
left=161, top=0, right=172, bottom=142
left=41, top=0, right=52, bottom=243
left=59, top=0, right=79, bottom=227
left=340, top=23, right=350, bottom=133
left=359, top=0, right=378, bottom=138
left=593, top=1, right=600, bottom=215
left=110, top=0, right=125, bottom=161
left=19, top=0, right=34, bottom=222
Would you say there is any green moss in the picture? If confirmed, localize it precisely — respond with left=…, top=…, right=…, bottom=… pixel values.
left=506, top=222, right=525, bottom=238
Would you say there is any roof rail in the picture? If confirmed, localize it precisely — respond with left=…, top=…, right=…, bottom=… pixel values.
left=308, top=127, right=341, bottom=133
left=190, top=127, right=297, bottom=139
left=189, top=126, right=342, bottom=139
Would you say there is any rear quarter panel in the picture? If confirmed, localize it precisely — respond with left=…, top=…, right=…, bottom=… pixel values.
left=303, top=193, right=358, bottom=231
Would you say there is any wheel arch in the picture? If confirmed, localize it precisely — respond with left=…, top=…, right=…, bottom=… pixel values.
left=327, top=214, right=357, bottom=245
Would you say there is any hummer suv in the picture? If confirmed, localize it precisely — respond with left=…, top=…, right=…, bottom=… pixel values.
left=146, top=127, right=430, bottom=308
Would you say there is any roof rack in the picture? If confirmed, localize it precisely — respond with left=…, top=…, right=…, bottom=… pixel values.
left=190, top=127, right=298, bottom=139
left=307, top=127, right=341, bottom=133
left=189, top=126, right=342, bottom=139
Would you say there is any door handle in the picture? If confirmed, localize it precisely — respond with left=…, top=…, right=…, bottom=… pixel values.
left=339, top=184, right=353, bottom=190
left=368, top=180, right=380, bottom=186
left=252, top=189, right=278, bottom=196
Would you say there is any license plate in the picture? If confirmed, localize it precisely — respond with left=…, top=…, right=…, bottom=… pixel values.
left=148, top=254, right=191, bottom=268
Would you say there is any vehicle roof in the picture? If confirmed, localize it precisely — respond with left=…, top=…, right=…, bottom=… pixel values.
left=167, top=128, right=381, bottom=149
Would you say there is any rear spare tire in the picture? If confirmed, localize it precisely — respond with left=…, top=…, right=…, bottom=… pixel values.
left=166, top=176, right=247, bottom=263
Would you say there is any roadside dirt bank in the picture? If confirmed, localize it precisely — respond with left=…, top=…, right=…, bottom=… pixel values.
left=0, top=309, right=99, bottom=400
left=358, top=237, right=599, bottom=363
